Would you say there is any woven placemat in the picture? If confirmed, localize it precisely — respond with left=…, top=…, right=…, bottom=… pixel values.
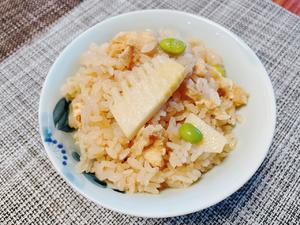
left=0, top=0, right=81, bottom=62
left=0, top=0, right=299, bottom=224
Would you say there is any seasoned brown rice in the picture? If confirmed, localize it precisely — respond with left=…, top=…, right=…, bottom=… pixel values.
left=62, top=30, right=248, bottom=194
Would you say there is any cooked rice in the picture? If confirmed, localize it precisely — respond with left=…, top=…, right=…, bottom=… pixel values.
left=62, top=30, right=248, bottom=193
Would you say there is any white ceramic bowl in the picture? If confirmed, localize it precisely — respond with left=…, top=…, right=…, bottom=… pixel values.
left=39, top=10, right=276, bottom=218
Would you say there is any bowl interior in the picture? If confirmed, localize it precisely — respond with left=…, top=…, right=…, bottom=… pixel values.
left=39, top=10, right=276, bottom=218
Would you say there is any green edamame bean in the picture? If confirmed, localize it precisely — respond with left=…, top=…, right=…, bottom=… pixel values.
left=159, top=38, right=186, bottom=55
left=179, top=123, right=203, bottom=144
left=213, top=65, right=226, bottom=77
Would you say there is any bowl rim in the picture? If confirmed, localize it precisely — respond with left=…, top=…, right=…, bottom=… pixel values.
left=39, top=9, right=276, bottom=218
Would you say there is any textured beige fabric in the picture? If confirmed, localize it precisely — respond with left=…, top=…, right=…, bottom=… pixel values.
left=0, top=0, right=81, bottom=61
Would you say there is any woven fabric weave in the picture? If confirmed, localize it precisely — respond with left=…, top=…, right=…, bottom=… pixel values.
left=0, top=0, right=81, bottom=61
left=0, top=0, right=299, bottom=224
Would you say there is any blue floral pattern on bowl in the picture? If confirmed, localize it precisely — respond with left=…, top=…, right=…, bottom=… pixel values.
left=43, top=127, right=125, bottom=193
left=44, top=128, right=68, bottom=166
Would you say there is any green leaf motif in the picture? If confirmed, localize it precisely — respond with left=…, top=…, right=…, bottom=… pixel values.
left=53, top=98, right=68, bottom=126
left=53, top=97, right=75, bottom=133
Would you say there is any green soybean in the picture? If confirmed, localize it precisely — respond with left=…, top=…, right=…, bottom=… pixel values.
left=213, top=65, right=226, bottom=77
left=159, top=38, right=186, bottom=55
left=179, top=123, right=203, bottom=144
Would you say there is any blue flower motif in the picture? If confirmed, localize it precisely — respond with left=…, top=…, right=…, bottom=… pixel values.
left=44, top=128, right=68, bottom=166
left=44, top=128, right=125, bottom=193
